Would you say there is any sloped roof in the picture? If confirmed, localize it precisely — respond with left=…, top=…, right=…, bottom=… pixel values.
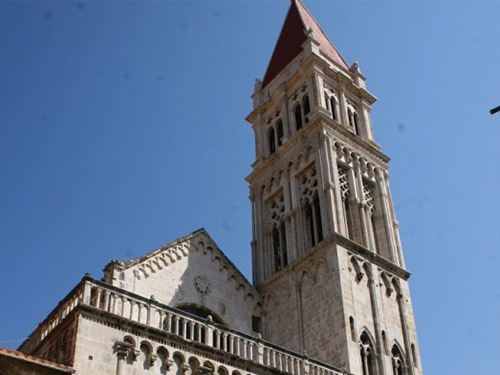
left=0, top=346, right=74, bottom=374
left=262, top=0, right=349, bottom=88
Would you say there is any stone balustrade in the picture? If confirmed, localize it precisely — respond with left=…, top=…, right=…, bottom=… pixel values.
left=22, top=276, right=347, bottom=375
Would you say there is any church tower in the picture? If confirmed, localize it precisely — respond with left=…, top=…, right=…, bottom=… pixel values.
left=246, top=1, right=423, bottom=375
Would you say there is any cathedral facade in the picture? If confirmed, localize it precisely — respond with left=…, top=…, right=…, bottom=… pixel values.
left=13, top=1, right=422, bottom=375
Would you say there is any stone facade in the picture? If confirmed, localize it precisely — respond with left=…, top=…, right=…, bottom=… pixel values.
left=14, top=1, right=423, bottom=375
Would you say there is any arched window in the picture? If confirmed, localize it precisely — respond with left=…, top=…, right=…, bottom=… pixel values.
left=295, top=105, right=303, bottom=131
left=411, top=344, right=418, bottom=368
left=303, top=95, right=310, bottom=122
left=348, top=108, right=354, bottom=127
left=391, top=345, right=405, bottom=375
left=349, top=316, right=356, bottom=341
left=272, top=222, right=288, bottom=272
left=359, top=332, right=376, bottom=375
left=305, top=194, right=323, bottom=248
left=276, top=120, right=284, bottom=146
left=268, top=127, right=276, bottom=155
left=353, top=112, right=360, bottom=135
left=330, top=96, right=338, bottom=121
left=348, top=107, right=360, bottom=135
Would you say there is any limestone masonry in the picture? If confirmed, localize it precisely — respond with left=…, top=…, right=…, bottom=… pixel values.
left=9, top=2, right=423, bottom=375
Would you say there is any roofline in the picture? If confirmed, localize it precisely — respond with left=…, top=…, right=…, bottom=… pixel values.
left=0, top=346, right=74, bottom=373
left=104, top=228, right=260, bottom=297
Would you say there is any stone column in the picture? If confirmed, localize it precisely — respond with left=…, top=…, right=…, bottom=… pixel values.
left=361, top=99, right=374, bottom=141
left=366, top=270, right=386, bottom=375
left=317, top=131, right=335, bottom=237
left=397, top=291, right=415, bottom=375
left=338, top=86, right=349, bottom=127
left=330, top=143, right=346, bottom=236
left=375, top=169, right=398, bottom=262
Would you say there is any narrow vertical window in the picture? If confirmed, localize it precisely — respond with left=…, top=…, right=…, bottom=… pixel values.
left=349, top=316, right=356, bottom=341
left=272, top=227, right=281, bottom=272
left=348, top=108, right=354, bottom=128
left=359, top=332, right=376, bottom=375
left=411, top=344, right=418, bottom=368
left=330, top=96, right=338, bottom=121
left=303, top=95, right=310, bottom=122
left=295, top=105, right=303, bottom=131
left=306, top=202, right=315, bottom=247
left=313, top=193, right=323, bottom=242
left=280, top=221, right=288, bottom=266
left=353, top=112, right=360, bottom=135
left=268, top=127, right=276, bottom=155
left=276, top=120, right=284, bottom=146
left=391, top=345, right=405, bottom=375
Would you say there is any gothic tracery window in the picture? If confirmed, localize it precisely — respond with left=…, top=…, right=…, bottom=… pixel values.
left=391, top=345, right=405, bottom=375
left=363, top=181, right=378, bottom=252
left=338, top=166, right=353, bottom=238
left=299, top=167, right=323, bottom=248
left=269, top=193, right=288, bottom=272
left=359, top=332, right=376, bottom=375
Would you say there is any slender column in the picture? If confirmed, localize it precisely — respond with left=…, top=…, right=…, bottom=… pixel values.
left=311, top=72, right=324, bottom=110
left=283, top=171, right=295, bottom=261
left=397, top=292, right=415, bottom=375
left=361, top=98, right=374, bottom=141
left=116, top=350, right=127, bottom=375
left=384, top=174, right=406, bottom=268
left=354, top=158, right=370, bottom=247
left=338, top=86, right=349, bottom=127
left=214, top=330, right=220, bottom=349
left=95, top=288, right=102, bottom=308
left=330, top=144, right=346, bottom=236
left=375, top=169, right=398, bottom=262
left=317, top=132, right=334, bottom=237
left=82, top=282, right=92, bottom=305
left=173, top=316, right=180, bottom=335
left=103, top=291, right=109, bottom=311
left=367, top=270, right=386, bottom=375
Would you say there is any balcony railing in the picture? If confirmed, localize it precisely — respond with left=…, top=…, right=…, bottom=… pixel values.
left=22, top=276, right=348, bottom=375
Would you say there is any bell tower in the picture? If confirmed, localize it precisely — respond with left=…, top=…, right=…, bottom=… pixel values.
left=246, top=1, right=423, bottom=375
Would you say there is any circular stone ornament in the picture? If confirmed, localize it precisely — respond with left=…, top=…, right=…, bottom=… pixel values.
left=194, top=276, right=211, bottom=295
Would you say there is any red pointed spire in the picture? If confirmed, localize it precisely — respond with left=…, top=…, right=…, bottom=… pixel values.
left=262, top=0, right=349, bottom=88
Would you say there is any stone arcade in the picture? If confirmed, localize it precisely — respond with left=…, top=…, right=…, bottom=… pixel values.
left=11, top=1, right=423, bottom=375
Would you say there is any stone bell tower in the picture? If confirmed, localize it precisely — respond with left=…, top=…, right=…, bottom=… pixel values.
left=246, top=1, right=423, bottom=375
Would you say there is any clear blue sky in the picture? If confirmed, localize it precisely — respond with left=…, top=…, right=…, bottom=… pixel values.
left=1, top=1, right=499, bottom=373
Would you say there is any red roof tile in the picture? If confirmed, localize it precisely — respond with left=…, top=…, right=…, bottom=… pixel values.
left=0, top=346, right=74, bottom=373
left=262, top=0, right=349, bottom=88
